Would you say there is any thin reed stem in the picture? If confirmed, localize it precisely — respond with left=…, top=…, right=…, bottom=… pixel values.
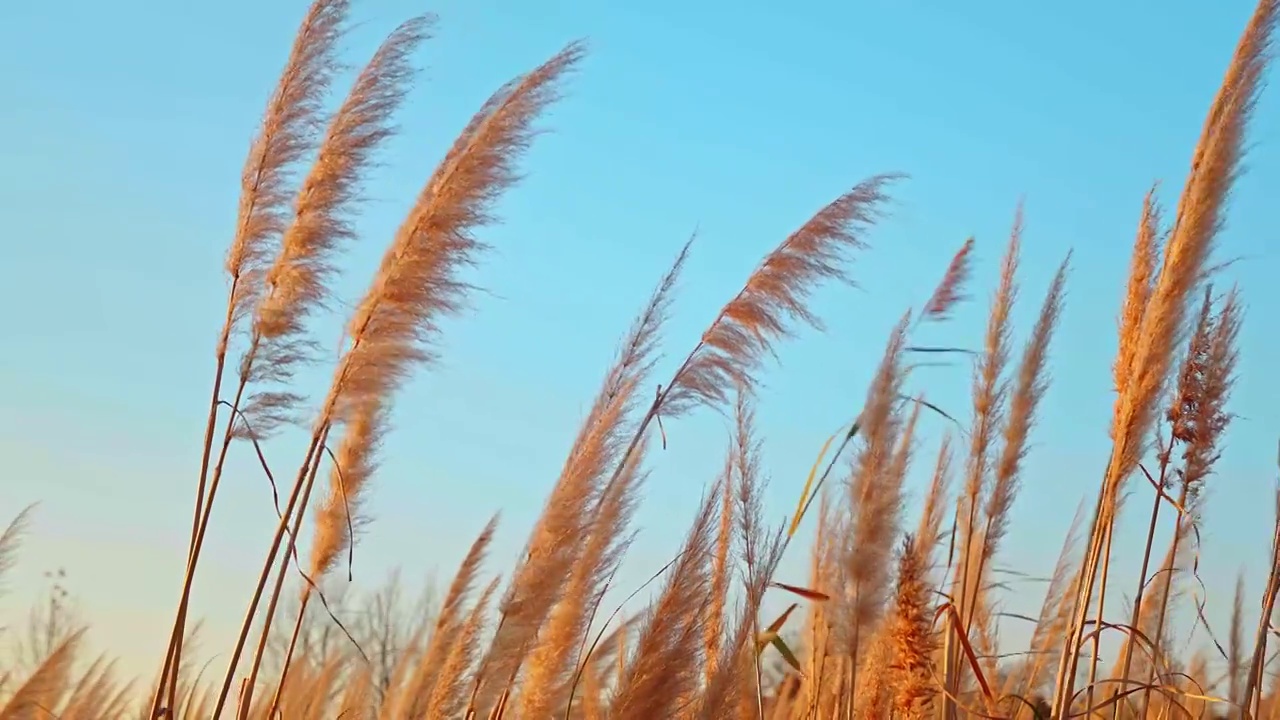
left=1086, top=512, right=1117, bottom=714
left=210, top=431, right=326, bottom=718
left=150, top=358, right=229, bottom=719
left=1242, top=474, right=1280, bottom=717
left=1052, top=1, right=1275, bottom=705
left=151, top=0, right=349, bottom=713
left=237, top=430, right=330, bottom=718
left=1112, top=446, right=1174, bottom=720
left=1137, top=482, right=1190, bottom=720
left=268, top=587, right=313, bottom=715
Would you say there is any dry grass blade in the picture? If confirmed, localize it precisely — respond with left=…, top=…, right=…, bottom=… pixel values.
left=1243, top=471, right=1280, bottom=717
left=1228, top=572, right=1247, bottom=708
left=789, top=431, right=839, bottom=539
left=770, top=582, right=830, bottom=603
left=1107, top=521, right=1184, bottom=716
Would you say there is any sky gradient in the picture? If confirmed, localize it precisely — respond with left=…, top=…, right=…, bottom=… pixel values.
left=1, top=0, right=1278, bottom=684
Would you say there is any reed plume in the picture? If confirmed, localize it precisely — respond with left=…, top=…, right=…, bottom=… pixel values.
left=337, top=666, right=374, bottom=719
left=247, top=15, right=434, bottom=439
left=56, top=655, right=133, bottom=720
left=382, top=517, right=497, bottom=717
left=155, top=1, right=350, bottom=712
left=887, top=536, right=936, bottom=720
left=220, top=42, right=585, bottom=716
left=1170, top=286, right=1242, bottom=499
left=9, top=1, right=1280, bottom=718
left=1128, top=286, right=1243, bottom=719
left=914, top=435, right=954, bottom=569
left=222, top=0, right=348, bottom=342
left=1185, top=650, right=1213, bottom=719
left=852, top=627, right=891, bottom=720
left=564, top=181, right=902, bottom=710
left=611, top=485, right=721, bottom=720
left=921, top=237, right=975, bottom=324
left=326, top=41, right=586, bottom=423
left=835, top=315, right=911, bottom=682
left=424, top=578, right=500, bottom=720
left=0, top=629, right=83, bottom=719
left=665, top=175, right=900, bottom=413
left=1229, top=573, right=1248, bottom=712
left=953, top=214, right=1020, bottom=614
left=702, top=392, right=786, bottom=719
left=703, top=452, right=738, bottom=691
left=942, top=214, right=1020, bottom=715
left=1057, top=5, right=1277, bottom=708
left=1113, top=188, right=1162, bottom=397
left=517, top=444, right=647, bottom=719
left=974, top=253, right=1069, bottom=596
left=1107, top=0, right=1272, bottom=483
left=0, top=507, right=33, bottom=591
left=788, top=230, right=976, bottom=720
left=475, top=241, right=688, bottom=717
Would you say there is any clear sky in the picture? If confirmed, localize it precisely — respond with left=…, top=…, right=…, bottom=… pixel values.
left=1, top=0, right=1277, bottom=687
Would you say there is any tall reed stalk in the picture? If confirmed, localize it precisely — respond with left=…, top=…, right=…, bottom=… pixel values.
left=151, top=1, right=349, bottom=715
left=216, top=42, right=587, bottom=718
left=1051, top=3, right=1276, bottom=716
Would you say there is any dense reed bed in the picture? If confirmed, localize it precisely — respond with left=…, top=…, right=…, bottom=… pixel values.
left=2, top=0, right=1279, bottom=718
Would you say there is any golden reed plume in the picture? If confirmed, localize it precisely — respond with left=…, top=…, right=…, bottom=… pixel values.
left=216, top=41, right=586, bottom=718
left=154, top=0, right=352, bottom=713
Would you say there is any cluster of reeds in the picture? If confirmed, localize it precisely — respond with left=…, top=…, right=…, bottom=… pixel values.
left=1, top=0, right=1279, bottom=718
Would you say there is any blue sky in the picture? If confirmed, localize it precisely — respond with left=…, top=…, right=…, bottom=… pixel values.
left=1, top=0, right=1277, bottom=685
